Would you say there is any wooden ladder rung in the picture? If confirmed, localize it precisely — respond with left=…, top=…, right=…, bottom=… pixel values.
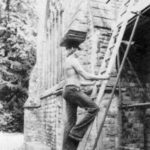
left=117, top=22, right=123, bottom=28
left=124, top=0, right=130, bottom=6
left=109, top=45, right=115, bottom=51
left=105, top=57, right=110, bottom=62
left=113, top=33, right=119, bottom=39
left=100, top=70, right=106, bottom=74
left=120, top=9, right=127, bottom=17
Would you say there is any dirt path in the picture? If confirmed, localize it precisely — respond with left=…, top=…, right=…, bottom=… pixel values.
left=0, top=132, right=24, bottom=150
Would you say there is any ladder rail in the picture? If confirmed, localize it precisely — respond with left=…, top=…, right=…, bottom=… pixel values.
left=100, top=0, right=135, bottom=73
left=91, top=13, right=141, bottom=150
left=96, top=0, right=135, bottom=105
left=90, top=0, right=130, bottom=98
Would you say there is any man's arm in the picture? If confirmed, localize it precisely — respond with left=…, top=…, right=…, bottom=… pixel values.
left=72, top=58, right=109, bottom=80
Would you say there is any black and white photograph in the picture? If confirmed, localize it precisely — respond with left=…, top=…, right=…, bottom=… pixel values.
left=0, top=0, right=150, bottom=150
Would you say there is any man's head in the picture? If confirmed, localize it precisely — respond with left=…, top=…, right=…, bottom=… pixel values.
left=66, top=40, right=81, bottom=57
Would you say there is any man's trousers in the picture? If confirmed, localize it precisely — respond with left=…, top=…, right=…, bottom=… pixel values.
left=62, top=85, right=99, bottom=150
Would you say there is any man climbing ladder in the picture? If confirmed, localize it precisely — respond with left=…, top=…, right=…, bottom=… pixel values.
left=62, top=41, right=109, bottom=150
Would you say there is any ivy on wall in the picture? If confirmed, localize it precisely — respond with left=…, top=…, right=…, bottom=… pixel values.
left=0, top=0, right=37, bottom=132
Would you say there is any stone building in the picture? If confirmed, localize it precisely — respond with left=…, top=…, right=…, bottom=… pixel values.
left=24, top=0, right=150, bottom=150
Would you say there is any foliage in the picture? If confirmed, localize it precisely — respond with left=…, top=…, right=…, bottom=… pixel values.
left=0, top=0, right=37, bottom=132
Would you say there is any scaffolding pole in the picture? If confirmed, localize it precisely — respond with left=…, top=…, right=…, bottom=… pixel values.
left=91, top=12, right=141, bottom=150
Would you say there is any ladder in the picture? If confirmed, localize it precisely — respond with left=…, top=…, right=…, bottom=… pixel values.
left=79, top=0, right=141, bottom=150
left=92, top=0, right=141, bottom=149
left=96, top=0, right=136, bottom=106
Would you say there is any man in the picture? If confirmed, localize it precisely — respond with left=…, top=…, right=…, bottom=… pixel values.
left=62, top=41, right=109, bottom=150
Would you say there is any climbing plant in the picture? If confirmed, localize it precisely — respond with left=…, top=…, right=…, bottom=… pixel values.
left=0, top=0, right=37, bottom=132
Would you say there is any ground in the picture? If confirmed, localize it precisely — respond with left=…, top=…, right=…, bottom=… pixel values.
left=0, top=132, right=24, bottom=150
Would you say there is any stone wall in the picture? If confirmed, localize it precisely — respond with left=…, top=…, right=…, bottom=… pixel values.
left=24, top=0, right=64, bottom=149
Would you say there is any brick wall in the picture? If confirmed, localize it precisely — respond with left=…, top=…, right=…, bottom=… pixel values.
left=24, top=96, right=63, bottom=150
left=24, top=0, right=64, bottom=149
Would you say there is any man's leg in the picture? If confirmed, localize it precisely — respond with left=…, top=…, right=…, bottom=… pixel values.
left=69, top=90, right=99, bottom=141
left=62, top=100, right=78, bottom=150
